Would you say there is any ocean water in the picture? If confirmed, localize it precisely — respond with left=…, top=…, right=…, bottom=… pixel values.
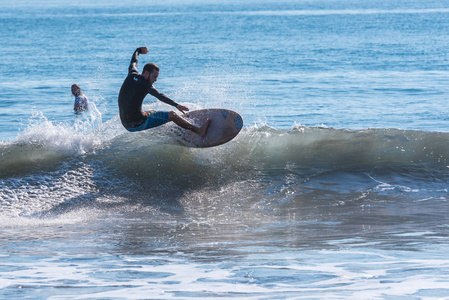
left=1, top=0, right=449, bottom=298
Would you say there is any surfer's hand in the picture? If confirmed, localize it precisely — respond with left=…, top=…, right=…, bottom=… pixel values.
left=176, top=105, right=189, bottom=115
left=139, top=47, right=149, bottom=54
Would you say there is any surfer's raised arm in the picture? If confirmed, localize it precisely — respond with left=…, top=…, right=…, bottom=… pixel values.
left=128, top=47, right=149, bottom=75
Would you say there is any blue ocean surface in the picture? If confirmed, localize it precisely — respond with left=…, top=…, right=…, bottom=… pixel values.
left=1, top=0, right=449, bottom=298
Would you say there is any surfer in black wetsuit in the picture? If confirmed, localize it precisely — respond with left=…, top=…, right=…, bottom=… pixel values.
left=118, top=47, right=210, bottom=136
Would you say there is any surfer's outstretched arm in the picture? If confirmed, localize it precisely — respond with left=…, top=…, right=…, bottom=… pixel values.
left=168, top=111, right=211, bottom=137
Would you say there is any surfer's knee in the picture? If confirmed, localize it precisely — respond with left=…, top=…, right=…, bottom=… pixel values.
left=167, top=111, right=177, bottom=121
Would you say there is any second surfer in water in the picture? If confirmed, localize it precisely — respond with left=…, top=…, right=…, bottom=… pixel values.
left=118, top=46, right=210, bottom=136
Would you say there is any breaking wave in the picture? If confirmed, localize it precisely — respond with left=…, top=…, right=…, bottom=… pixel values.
left=1, top=111, right=449, bottom=222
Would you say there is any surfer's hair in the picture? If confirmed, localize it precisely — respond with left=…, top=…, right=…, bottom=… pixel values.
left=71, top=84, right=81, bottom=96
left=143, top=63, right=159, bottom=75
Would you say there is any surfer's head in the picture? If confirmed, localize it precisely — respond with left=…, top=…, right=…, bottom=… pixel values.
left=143, top=63, right=160, bottom=85
left=71, top=84, right=81, bottom=97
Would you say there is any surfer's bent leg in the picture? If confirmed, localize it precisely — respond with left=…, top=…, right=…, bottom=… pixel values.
left=168, top=111, right=210, bottom=137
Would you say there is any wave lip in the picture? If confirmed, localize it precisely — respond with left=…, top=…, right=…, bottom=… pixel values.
left=230, top=125, right=449, bottom=169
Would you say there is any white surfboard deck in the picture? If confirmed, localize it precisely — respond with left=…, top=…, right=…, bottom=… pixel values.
left=179, top=109, right=243, bottom=148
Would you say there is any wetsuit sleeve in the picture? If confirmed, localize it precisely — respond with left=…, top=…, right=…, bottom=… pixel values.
left=148, top=86, right=179, bottom=107
left=128, top=48, right=141, bottom=75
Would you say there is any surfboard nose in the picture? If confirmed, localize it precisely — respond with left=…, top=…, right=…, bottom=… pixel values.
left=181, top=109, right=243, bottom=148
left=234, top=115, right=243, bottom=131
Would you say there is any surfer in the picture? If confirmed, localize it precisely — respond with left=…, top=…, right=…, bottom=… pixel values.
left=72, top=84, right=89, bottom=113
left=118, top=47, right=210, bottom=137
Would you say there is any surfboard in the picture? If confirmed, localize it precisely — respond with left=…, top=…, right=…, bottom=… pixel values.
left=179, top=109, right=243, bottom=148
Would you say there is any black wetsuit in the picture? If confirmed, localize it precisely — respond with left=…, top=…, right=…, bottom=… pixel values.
left=118, top=48, right=179, bottom=129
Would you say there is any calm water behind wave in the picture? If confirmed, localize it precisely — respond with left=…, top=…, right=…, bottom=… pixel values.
left=2, top=0, right=449, bottom=139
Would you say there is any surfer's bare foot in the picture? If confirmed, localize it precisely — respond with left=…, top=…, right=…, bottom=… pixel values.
left=197, top=119, right=211, bottom=137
